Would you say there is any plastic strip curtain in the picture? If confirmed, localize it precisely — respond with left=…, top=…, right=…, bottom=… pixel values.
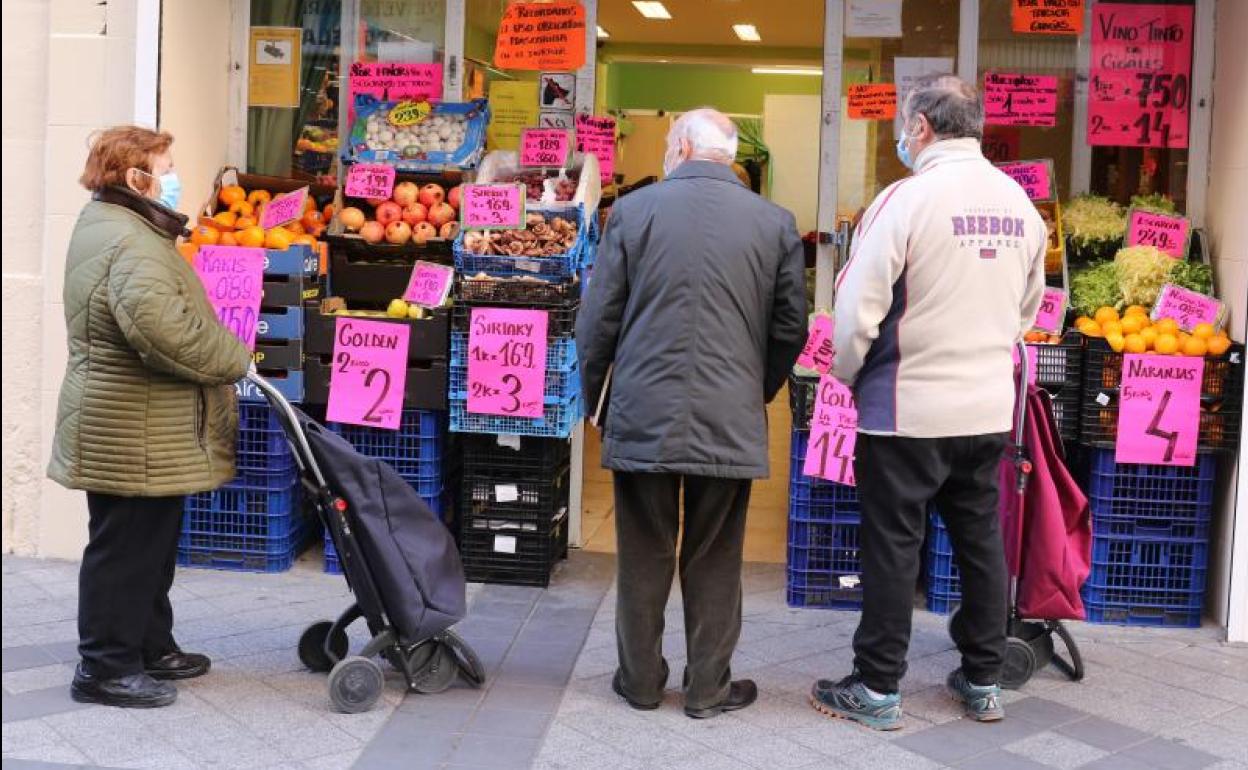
left=732, top=117, right=772, bottom=197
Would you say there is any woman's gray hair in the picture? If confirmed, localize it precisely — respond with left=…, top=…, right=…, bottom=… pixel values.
left=669, top=108, right=739, bottom=164
left=903, top=74, right=984, bottom=141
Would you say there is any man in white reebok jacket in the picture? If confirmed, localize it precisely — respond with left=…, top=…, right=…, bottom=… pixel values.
left=810, top=75, right=1046, bottom=730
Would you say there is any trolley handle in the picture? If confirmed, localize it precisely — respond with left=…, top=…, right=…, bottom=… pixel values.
left=243, top=372, right=329, bottom=491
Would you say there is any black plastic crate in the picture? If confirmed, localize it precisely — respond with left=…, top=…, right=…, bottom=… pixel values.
left=461, top=465, right=570, bottom=529
left=1080, top=341, right=1244, bottom=452
left=789, top=373, right=819, bottom=431
left=1029, top=332, right=1084, bottom=390
left=303, top=355, right=447, bottom=410
left=252, top=338, right=302, bottom=370
left=461, top=434, right=572, bottom=475
left=456, top=276, right=580, bottom=305
left=304, top=308, right=450, bottom=362
left=460, top=513, right=569, bottom=587
left=451, top=302, right=579, bottom=339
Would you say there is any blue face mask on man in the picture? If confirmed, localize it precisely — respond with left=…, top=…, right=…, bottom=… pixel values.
left=895, top=132, right=914, bottom=170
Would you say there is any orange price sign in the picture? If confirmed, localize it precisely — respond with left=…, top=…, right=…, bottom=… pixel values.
left=847, top=84, right=897, bottom=120
left=494, top=1, right=587, bottom=72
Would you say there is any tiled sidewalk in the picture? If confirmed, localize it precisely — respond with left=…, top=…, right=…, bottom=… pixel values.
left=4, top=553, right=1248, bottom=769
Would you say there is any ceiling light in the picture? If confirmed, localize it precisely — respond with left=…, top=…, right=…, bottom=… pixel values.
left=733, top=24, right=761, bottom=42
left=751, top=67, right=822, bottom=76
left=632, top=2, right=672, bottom=20
left=596, top=25, right=610, bottom=38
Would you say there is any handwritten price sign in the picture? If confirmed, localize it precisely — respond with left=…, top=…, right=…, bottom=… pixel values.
left=520, top=128, right=571, bottom=168
left=847, top=84, right=897, bottom=120
left=345, top=164, right=396, bottom=200
left=995, top=159, right=1055, bottom=202
left=575, top=114, right=616, bottom=185
left=1032, top=287, right=1068, bottom=333
left=1116, top=353, right=1202, bottom=466
left=461, top=184, right=525, bottom=229
left=802, top=375, right=858, bottom=486
left=797, top=315, right=835, bottom=374
left=1013, top=0, right=1084, bottom=35
left=1152, top=284, right=1223, bottom=332
left=260, top=186, right=309, bottom=229
left=467, top=308, right=548, bottom=419
left=326, top=318, right=410, bottom=430
left=1127, top=209, right=1190, bottom=258
left=402, top=261, right=455, bottom=308
left=193, top=246, right=265, bottom=351
left=984, top=73, right=1058, bottom=127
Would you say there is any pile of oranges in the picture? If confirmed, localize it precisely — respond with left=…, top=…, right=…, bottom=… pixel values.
left=188, top=185, right=333, bottom=251
left=1076, top=306, right=1232, bottom=358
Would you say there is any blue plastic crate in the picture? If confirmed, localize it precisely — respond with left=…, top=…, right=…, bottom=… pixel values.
left=1085, top=449, right=1217, bottom=506
left=185, top=484, right=299, bottom=517
left=786, top=517, right=863, bottom=609
left=178, top=521, right=314, bottom=573
left=449, top=364, right=579, bottom=406
left=926, top=581, right=961, bottom=615
left=788, top=429, right=860, bottom=513
left=257, top=305, right=304, bottom=341
left=1086, top=536, right=1208, bottom=595
left=1089, top=499, right=1210, bottom=541
left=786, top=570, right=863, bottom=610
left=228, top=464, right=301, bottom=491
left=453, top=206, right=588, bottom=280
left=329, top=409, right=446, bottom=467
left=451, top=333, right=578, bottom=370
left=1082, top=594, right=1203, bottom=628
left=234, top=403, right=296, bottom=470
left=925, top=511, right=961, bottom=614
left=449, top=385, right=582, bottom=438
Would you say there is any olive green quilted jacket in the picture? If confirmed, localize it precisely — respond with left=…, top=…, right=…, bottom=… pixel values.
left=48, top=194, right=252, bottom=496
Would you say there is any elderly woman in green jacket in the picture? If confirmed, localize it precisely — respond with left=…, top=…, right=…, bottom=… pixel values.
left=48, top=125, right=251, bottom=709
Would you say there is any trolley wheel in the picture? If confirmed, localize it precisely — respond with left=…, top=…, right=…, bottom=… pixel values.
left=410, top=642, right=457, bottom=695
left=328, top=656, right=385, bottom=713
left=299, top=621, right=349, bottom=673
left=389, top=639, right=438, bottom=673
left=1000, top=636, right=1038, bottom=690
left=442, top=629, right=486, bottom=688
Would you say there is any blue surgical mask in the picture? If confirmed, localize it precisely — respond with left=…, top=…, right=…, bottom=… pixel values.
left=156, top=171, right=182, bottom=210
left=896, top=132, right=915, bottom=170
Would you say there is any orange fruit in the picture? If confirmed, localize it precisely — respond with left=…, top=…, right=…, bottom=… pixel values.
left=1124, top=305, right=1149, bottom=318
left=1077, top=319, right=1102, bottom=337
left=323, top=204, right=335, bottom=222
left=237, top=226, right=265, bottom=248
left=1154, top=333, right=1179, bottom=355
left=1140, top=327, right=1159, bottom=350
left=1192, top=323, right=1215, bottom=339
left=228, top=200, right=255, bottom=217
left=1124, top=333, right=1146, bottom=354
left=1154, top=318, right=1180, bottom=336
left=1102, top=320, right=1123, bottom=338
left=264, top=227, right=293, bottom=250
left=218, top=185, right=246, bottom=207
left=247, top=189, right=272, bottom=207
left=304, top=196, right=318, bottom=213
left=287, top=221, right=306, bottom=235
left=292, top=233, right=316, bottom=246
left=235, top=215, right=257, bottom=230
left=1207, top=335, right=1231, bottom=356
left=218, top=231, right=238, bottom=246
left=1094, top=307, right=1120, bottom=326
left=189, top=224, right=220, bottom=246
left=1106, top=333, right=1126, bottom=353
left=1182, top=336, right=1208, bottom=357
left=212, top=211, right=238, bottom=230
left=1120, top=315, right=1146, bottom=335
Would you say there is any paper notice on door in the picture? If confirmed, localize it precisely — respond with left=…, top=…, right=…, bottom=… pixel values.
left=846, top=0, right=903, bottom=38
left=894, top=57, right=955, bottom=137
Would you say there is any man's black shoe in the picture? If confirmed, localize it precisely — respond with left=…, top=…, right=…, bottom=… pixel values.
left=611, top=659, right=670, bottom=710
left=145, top=650, right=211, bottom=681
left=70, top=666, right=176, bottom=709
left=684, top=679, right=758, bottom=719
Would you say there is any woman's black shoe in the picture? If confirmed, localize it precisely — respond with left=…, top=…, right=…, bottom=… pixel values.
left=144, top=650, right=211, bottom=680
left=684, top=679, right=758, bottom=719
left=70, top=666, right=177, bottom=708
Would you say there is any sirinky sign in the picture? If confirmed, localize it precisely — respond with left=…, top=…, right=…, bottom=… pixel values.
left=802, top=374, right=858, bottom=486
left=1116, top=353, right=1202, bottom=466
left=193, top=246, right=265, bottom=351
left=467, top=308, right=549, bottom=419
left=326, top=318, right=410, bottom=430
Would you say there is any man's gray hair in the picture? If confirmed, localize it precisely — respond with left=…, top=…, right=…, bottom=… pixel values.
left=903, top=74, right=984, bottom=141
left=669, top=108, right=739, bottom=164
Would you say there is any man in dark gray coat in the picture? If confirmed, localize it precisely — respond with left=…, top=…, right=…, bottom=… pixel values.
left=577, top=108, right=807, bottom=719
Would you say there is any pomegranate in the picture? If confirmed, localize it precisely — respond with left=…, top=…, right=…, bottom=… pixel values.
left=392, top=181, right=419, bottom=207
left=360, top=220, right=385, bottom=244
left=417, top=183, right=445, bottom=208
left=375, top=201, right=403, bottom=226
left=439, top=221, right=460, bottom=240
left=385, top=221, right=412, bottom=245
left=447, top=185, right=462, bottom=211
left=339, top=206, right=366, bottom=231
left=427, top=202, right=456, bottom=228
left=412, top=221, right=437, bottom=245
left=401, top=202, right=428, bottom=226
left=366, top=197, right=388, bottom=208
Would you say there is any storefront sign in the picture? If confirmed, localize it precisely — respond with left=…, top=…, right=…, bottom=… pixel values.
left=1126, top=209, right=1190, bottom=258
left=248, top=27, right=302, bottom=108
left=1012, top=0, right=1085, bottom=35
left=347, top=61, right=443, bottom=124
left=494, top=1, right=587, bottom=71
left=803, top=374, right=858, bottom=486
left=995, top=159, right=1055, bottom=202
left=575, top=113, right=616, bottom=185
left=797, top=315, right=835, bottom=374
left=402, top=261, right=455, bottom=308
left=984, top=73, right=1059, bottom=127
left=847, top=84, right=897, bottom=120
left=1152, top=284, right=1223, bottom=332
left=194, top=246, right=265, bottom=351
left=487, top=81, right=540, bottom=151
left=521, top=128, right=572, bottom=168
left=260, top=186, right=309, bottom=229
left=345, top=164, right=396, bottom=200
left=1116, top=353, right=1202, bottom=466
left=461, top=184, right=525, bottom=230
left=893, top=57, right=955, bottom=137
left=1032, top=287, right=1068, bottom=333
left=1088, top=3, right=1193, bottom=148
left=846, top=0, right=903, bottom=38
left=326, top=318, right=411, bottom=430
left=467, top=308, right=549, bottom=419
left=982, top=126, right=1022, bottom=163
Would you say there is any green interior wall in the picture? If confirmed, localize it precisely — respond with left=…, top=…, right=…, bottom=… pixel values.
left=605, top=63, right=822, bottom=115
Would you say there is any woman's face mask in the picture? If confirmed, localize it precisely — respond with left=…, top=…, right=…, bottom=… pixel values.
left=129, top=167, right=182, bottom=211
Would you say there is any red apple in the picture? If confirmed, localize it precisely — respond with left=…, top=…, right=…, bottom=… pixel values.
left=447, top=185, right=462, bottom=210
left=340, top=206, right=366, bottom=231
left=439, top=221, right=460, bottom=240
left=360, top=220, right=385, bottom=244
left=428, top=202, right=456, bottom=228
left=417, top=183, right=445, bottom=208
left=413, top=221, right=437, bottom=245
left=401, top=202, right=428, bottom=226
left=375, top=201, right=403, bottom=226
left=385, top=220, right=412, bottom=245
left=392, top=181, right=419, bottom=207
left=366, top=197, right=388, bottom=208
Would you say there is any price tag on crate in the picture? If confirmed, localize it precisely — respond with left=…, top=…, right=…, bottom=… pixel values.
left=467, top=307, right=548, bottom=419
left=1032, top=287, right=1067, bottom=334
left=520, top=128, right=571, bottom=168
left=402, top=260, right=455, bottom=308
left=260, top=186, right=309, bottom=229
left=1116, top=353, right=1202, bottom=466
left=796, top=314, right=835, bottom=374
left=345, top=163, right=397, bottom=200
left=1151, top=284, right=1224, bottom=332
left=994, top=159, right=1055, bottom=202
left=802, top=374, right=858, bottom=486
left=461, top=184, right=525, bottom=230
left=193, top=245, right=265, bottom=351
left=1126, top=209, right=1190, bottom=259
left=326, top=318, right=411, bottom=430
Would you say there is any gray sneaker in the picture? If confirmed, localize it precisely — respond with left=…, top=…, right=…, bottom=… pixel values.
left=810, top=675, right=903, bottom=731
left=947, top=668, right=1004, bottom=722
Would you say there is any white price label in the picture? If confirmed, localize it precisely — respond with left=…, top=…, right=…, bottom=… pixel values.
left=495, top=484, right=520, bottom=503
left=494, top=535, right=518, bottom=554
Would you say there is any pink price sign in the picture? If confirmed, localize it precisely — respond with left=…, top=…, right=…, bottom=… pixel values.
left=802, top=374, right=858, bottom=486
left=1115, top=353, right=1203, bottom=466
left=461, top=184, right=525, bottom=230
left=193, top=245, right=265, bottom=351
left=466, top=308, right=549, bottom=419
left=326, top=318, right=410, bottom=430
left=347, top=61, right=443, bottom=124
left=984, top=73, right=1059, bottom=127
left=520, top=128, right=571, bottom=168
left=575, top=113, right=616, bottom=185
left=1032, top=287, right=1068, bottom=333
left=260, top=187, right=309, bottom=229
left=1127, top=209, right=1190, bottom=258
left=402, top=260, right=455, bottom=308
left=995, top=159, right=1054, bottom=202
left=345, top=164, right=397, bottom=200
left=1152, top=284, right=1223, bottom=332
left=796, top=315, right=835, bottom=374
